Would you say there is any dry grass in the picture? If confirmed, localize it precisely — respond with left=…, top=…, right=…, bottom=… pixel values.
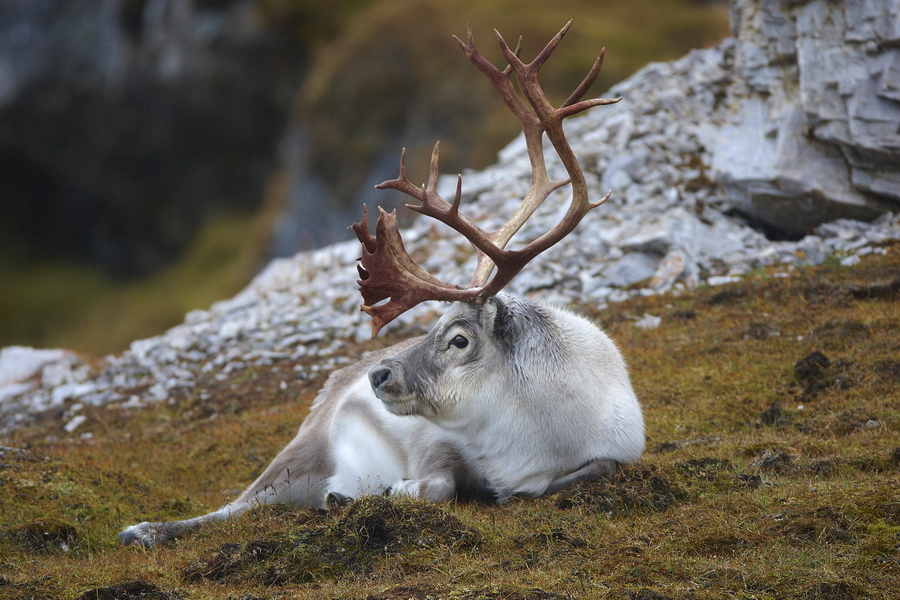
left=2, top=244, right=898, bottom=599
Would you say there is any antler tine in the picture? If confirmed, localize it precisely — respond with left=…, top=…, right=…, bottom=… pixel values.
left=424, top=141, right=443, bottom=201
left=559, top=48, right=624, bottom=118
left=563, top=47, right=606, bottom=108
left=382, top=141, right=499, bottom=261
left=355, top=22, right=620, bottom=335
left=495, top=19, right=572, bottom=78
left=374, top=147, right=416, bottom=198
left=512, top=35, right=523, bottom=60
left=454, top=28, right=534, bottom=126
left=397, top=146, right=408, bottom=180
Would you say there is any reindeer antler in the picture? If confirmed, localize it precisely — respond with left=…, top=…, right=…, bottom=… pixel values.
left=353, top=20, right=622, bottom=336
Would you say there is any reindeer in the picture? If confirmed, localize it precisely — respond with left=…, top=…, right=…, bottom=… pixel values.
left=119, top=21, right=644, bottom=548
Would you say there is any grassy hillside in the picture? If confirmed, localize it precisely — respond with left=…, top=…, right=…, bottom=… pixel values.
left=2, top=244, right=897, bottom=599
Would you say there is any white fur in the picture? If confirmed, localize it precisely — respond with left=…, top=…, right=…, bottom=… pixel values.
left=118, top=295, right=644, bottom=547
left=325, top=379, right=407, bottom=497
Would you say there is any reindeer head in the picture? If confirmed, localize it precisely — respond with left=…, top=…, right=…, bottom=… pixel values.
left=352, top=21, right=621, bottom=336
left=368, top=293, right=565, bottom=421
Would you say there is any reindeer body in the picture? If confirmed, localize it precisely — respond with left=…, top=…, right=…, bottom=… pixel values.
left=118, top=295, right=643, bottom=547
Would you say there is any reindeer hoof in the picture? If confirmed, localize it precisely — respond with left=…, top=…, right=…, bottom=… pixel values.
left=118, top=528, right=140, bottom=547
left=118, top=522, right=157, bottom=548
left=325, top=491, right=353, bottom=510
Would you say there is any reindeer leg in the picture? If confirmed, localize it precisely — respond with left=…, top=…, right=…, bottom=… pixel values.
left=118, top=502, right=246, bottom=548
left=119, top=421, right=332, bottom=547
left=388, top=475, right=457, bottom=501
left=324, top=405, right=406, bottom=502
left=543, top=458, right=618, bottom=495
left=388, top=440, right=479, bottom=502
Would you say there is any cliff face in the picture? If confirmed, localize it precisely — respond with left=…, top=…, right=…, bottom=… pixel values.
left=0, top=0, right=306, bottom=276
left=706, top=0, right=899, bottom=236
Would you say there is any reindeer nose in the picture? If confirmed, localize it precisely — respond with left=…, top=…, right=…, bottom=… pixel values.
left=370, top=367, right=392, bottom=391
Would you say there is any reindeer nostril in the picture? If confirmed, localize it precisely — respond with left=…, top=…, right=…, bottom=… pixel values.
left=370, top=367, right=392, bottom=390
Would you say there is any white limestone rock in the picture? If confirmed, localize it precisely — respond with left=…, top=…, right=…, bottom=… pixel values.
left=716, top=0, right=900, bottom=233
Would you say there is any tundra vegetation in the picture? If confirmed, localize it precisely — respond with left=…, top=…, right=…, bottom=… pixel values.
left=1, top=247, right=898, bottom=599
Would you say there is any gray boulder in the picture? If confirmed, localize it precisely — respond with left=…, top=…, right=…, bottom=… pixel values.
left=706, top=0, right=899, bottom=236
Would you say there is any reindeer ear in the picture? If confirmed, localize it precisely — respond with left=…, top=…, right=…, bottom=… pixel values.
left=485, top=294, right=516, bottom=344
left=485, top=295, right=559, bottom=354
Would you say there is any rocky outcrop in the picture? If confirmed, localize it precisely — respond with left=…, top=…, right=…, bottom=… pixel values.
left=0, top=0, right=306, bottom=275
left=705, top=0, right=900, bottom=237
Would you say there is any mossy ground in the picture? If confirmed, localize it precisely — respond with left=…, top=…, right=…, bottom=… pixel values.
left=2, top=244, right=898, bottom=599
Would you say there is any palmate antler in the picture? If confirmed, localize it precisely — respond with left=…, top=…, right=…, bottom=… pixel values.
left=352, top=20, right=622, bottom=336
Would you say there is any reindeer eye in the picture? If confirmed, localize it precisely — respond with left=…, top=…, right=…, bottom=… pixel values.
left=450, top=334, right=469, bottom=349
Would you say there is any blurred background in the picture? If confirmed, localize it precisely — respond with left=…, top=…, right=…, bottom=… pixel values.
left=0, top=0, right=729, bottom=357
